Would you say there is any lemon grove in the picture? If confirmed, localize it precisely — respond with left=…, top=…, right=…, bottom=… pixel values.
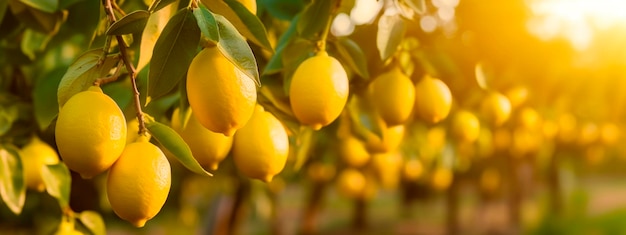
left=2, top=0, right=626, bottom=234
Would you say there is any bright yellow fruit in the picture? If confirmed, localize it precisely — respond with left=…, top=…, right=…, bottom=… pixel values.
left=369, top=66, right=415, bottom=126
left=187, top=46, right=257, bottom=136
left=505, top=85, right=528, bottom=109
left=364, top=124, right=405, bottom=153
left=233, top=105, right=289, bottom=182
left=431, top=167, right=453, bottom=191
left=402, top=158, right=424, bottom=181
left=371, top=152, right=402, bottom=189
left=414, top=75, right=452, bottom=124
left=450, top=110, right=481, bottom=143
left=336, top=168, right=366, bottom=199
left=289, top=51, right=349, bottom=130
left=172, top=108, right=233, bottom=171
left=107, top=138, right=171, bottom=228
left=600, top=122, right=620, bottom=145
left=339, top=136, right=371, bottom=168
left=126, top=118, right=151, bottom=145
left=517, top=107, right=541, bottom=130
left=480, top=91, right=511, bottom=127
left=21, top=136, right=59, bottom=192
left=55, top=86, right=126, bottom=179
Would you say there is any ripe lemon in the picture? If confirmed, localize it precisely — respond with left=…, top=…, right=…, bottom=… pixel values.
left=339, top=136, right=370, bottom=168
left=517, top=107, right=541, bottom=130
left=21, top=136, right=59, bottom=192
left=431, top=167, right=453, bottom=191
left=187, top=46, right=257, bottom=136
left=505, top=85, right=528, bottom=109
left=126, top=118, right=151, bottom=145
left=371, top=152, right=402, bottom=189
left=450, top=110, right=481, bottom=143
left=600, top=122, right=620, bottom=145
left=414, top=75, right=452, bottom=124
left=107, top=137, right=171, bottom=227
left=336, top=168, right=366, bottom=199
left=171, top=108, right=233, bottom=171
left=55, top=86, right=126, bottom=179
left=289, top=51, right=349, bottom=130
left=402, top=158, right=424, bottom=181
left=369, top=66, right=415, bottom=126
left=233, top=105, right=289, bottom=182
left=364, top=123, right=405, bottom=153
left=480, top=91, right=511, bottom=127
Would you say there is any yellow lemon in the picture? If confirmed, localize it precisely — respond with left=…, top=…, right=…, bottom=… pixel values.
left=402, top=158, right=424, bottom=181
left=480, top=91, right=511, bottom=127
left=126, top=118, right=151, bottom=145
left=450, top=110, right=481, bottom=143
left=233, top=105, right=289, bottom=182
left=517, top=107, right=541, bottom=130
left=289, top=51, right=349, bottom=130
left=107, top=137, right=171, bottom=227
left=55, top=86, right=126, bottom=179
left=172, top=108, right=233, bottom=171
left=600, top=122, right=620, bottom=145
left=187, top=46, right=257, bottom=136
left=364, top=124, right=405, bottom=153
left=369, top=66, right=415, bottom=126
left=339, top=135, right=371, bottom=168
left=336, top=168, right=366, bottom=199
left=20, top=136, right=59, bottom=192
left=371, top=152, right=402, bottom=189
left=431, top=167, right=453, bottom=191
left=505, top=85, right=528, bottom=109
left=414, top=75, right=452, bottom=124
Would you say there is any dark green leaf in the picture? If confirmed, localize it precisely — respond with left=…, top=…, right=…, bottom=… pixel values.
left=21, top=29, right=53, bottom=60
left=297, top=0, right=333, bottom=40
left=404, top=0, right=426, bottom=15
left=58, top=0, right=85, bottom=10
left=106, top=10, right=150, bottom=35
left=41, top=163, right=71, bottom=209
left=258, top=0, right=304, bottom=20
left=148, top=0, right=177, bottom=13
left=8, top=0, right=64, bottom=33
left=281, top=38, right=315, bottom=94
left=19, top=0, right=57, bottom=13
left=0, top=146, right=25, bottom=215
left=0, top=1, right=8, bottom=26
left=57, top=49, right=120, bottom=107
left=215, top=14, right=260, bottom=86
left=377, top=13, right=406, bottom=61
left=332, top=37, right=369, bottom=78
left=33, top=67, right=64, bottom=130
left=193, top=6, right=219, bottom=43
left=201, top=0, right=273, bottom=51
left=148, top=8, right=200, bottom=102
left=102, top=80, right=133, bottom=111
left=262, top=15, right=300, bottom=75
left=78, top=211, right=106, bottom=235
left=145, top=120, right=213, bottom=176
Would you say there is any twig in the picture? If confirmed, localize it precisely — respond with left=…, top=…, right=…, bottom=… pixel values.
left=94, top=58, right=124, bottom=86
left=102, top=0, right=147, bottom=135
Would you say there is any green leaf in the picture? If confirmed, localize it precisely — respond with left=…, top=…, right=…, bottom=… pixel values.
left=193, top=6, right=219, bottom=43
left=8, top=0, right=64, bottom=33
left=215, top=14, right=260, bottom=86
left=148, top=0, right=177, bottom=13
left=78, top=211, right=106, bottom=235
left=19, top=0, right=58, bottom=13
left=106, top=10, right=150, bottom=35
left=58, top=0, right=85, bottom=10
left=376, top=13, right=406, bottom=61
left=33, top=67, right=64, bottom=130
left=102, top=80, right=133, bottom=111
left=145, top=120, right=213, bottom=176
left=258, top=0, right=304, bottom=20
left=0, top=146, right=25, bottom=215
left=201, top=0, right=273, bottom=51
left=281, top=38, right=315, bottom=94
left=148, top=8, right=200, bottom=102
left=263, top=15, right=299, bottom=75
left=297, top=0, right=333, bottom=40
left=404, top=0, right=426, bottom=15
left=41, top=163, right=71, bottom=209
left=137, top=4, right=175, bottom=73
left=21, top=28, right=54, bottom=60
left=348, top=95, right=383, bottom=139
left=293, top=126, right=314, bottom=171
left=57, top=49, right=120, bottom=107
left=332, top=37, right=369, bottom=79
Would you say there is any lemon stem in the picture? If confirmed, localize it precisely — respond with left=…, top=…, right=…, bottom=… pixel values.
left=317, top=0, right=342, bottom=53
left=102, top=0, right=147, bottom=135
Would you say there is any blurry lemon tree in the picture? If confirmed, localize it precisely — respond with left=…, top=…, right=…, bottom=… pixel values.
left=2, top=0, right=626, bottom=234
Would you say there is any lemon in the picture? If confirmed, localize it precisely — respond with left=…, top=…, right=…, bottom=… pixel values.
left=55, top=86, right=126, bottom=179
left=338, top=136, right=370, bottom=168
left=371, top=152, right=402, bottom=189
left=450, top=110, right=480, bottom=143
left=289, top=51, right=349, bottom=130
left=187, top=46, right=257, bottom=136
left=171, top=108, right=233, bottom=171
left=232, top=105, right=289, bottom=182
left=107, top=137, right=171, bottom=227
left=480, top=91, right=511, bottom=127
left=364, top=123, right=405, bottom=153
left=402, top=158, right=424, bottom=181
left=126, top=118, right=151, bottom=145
left=20, top=136, right=59, bottom=192
left=369, top=66, right=415, bottom=126
left=431, top=167, right=453, bottom=191
left=600, top=122, right=620, bottom=145
left=414, top=75, right=452, bottom=124
left=517, top=107, right=541, bottom=130
left=336, top=168, right=366, bottom=199
left=505, top=85, right=528, bottom=109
